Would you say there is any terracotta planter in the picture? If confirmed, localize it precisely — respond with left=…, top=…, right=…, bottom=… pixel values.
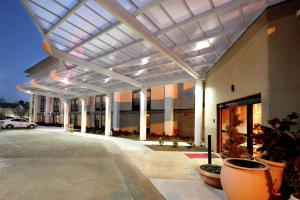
left=198, top=166, right=222, bottom=189
left=290, top=194, right=300, bottom=200
left=255, top=156, right=286, bottom=193
left=221, top=158, right=271, bottom=200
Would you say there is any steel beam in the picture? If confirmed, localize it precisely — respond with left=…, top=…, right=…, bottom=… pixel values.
left=17, top=86, right=64, bottom=99
left=47, top=45, right=143, bottom=87
left=46, top=1, right=87, bottom=35
left=30, top=81, right=80, bottom=96
left=49, top=70, right=109, bottom=93
left=96, top=0, right=199, bottom=79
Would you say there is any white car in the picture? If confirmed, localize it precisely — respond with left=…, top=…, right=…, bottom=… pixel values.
left=1, top=118, right=37, bottom=129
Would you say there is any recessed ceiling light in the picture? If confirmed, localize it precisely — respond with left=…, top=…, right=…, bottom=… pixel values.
left=104, top=77, right=111, bottom=83
left=141, top=57, right=149, bottom=65
left=83, top=78, right=86, bottom=81
left=108, top=68, right=113, bottom=70
left=65, top=88, right=68, bottom=90
left=61, top=78, right=71, bottom=84
left=135, top=69, right=144, bottom=76
left=195, top=40, right=210, bottom=51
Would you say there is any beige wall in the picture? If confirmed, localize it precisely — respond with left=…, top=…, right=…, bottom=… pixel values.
left=120, top=91, right=133, bottom=111
left=174, top=82, right=195, bottom=109
left=205, top=0, right=300, bottom=151
left=120, top=112, right=139, bottom=132
left=151, top=85, right=164, bottom=110
left=150, top=112, right=164, bottom=134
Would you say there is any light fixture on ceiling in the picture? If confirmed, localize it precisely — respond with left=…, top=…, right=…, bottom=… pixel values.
left=104, top=77, right=111, bottom=83
left=61, top=78, right=71, bottom=84
left=83, top=78, right=86, bottom=82
left=141, top=57, right=149, bottom=65
left=195, top=40, right=210, bottom=51
left=108, top=68, right=113, bottom=71
left=135, top=69, right=144, bottom=76
left=64, top=88, right=68, bottom=90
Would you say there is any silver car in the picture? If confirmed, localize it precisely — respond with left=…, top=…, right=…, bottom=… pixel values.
left=1, top=118, right=37, bottom=129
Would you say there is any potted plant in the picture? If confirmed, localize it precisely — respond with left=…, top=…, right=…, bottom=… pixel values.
left=253, top=112, right=299, bottom=194
left=221, top=105, right=248, bottom=159
left=285, top=156, right=300, bottom=200
left=199, top=164, right=222, bottom=189
left=221, top=158, right=272, bottom=200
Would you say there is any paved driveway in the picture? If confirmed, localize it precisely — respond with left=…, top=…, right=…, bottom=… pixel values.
left=0, top=129, right=164, bottom=200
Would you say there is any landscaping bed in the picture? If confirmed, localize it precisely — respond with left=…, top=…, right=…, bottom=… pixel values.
left=146, top=145, right=207, bottom=152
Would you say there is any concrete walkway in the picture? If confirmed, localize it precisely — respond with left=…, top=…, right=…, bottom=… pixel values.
left=0, top=127, right=226, bottom=200
left=37, top=127, right=226, bottom=200
left=0, top=129, right=164, bottom=200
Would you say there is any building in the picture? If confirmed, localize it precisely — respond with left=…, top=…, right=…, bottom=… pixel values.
left=19, top=0, right=300, bottom=152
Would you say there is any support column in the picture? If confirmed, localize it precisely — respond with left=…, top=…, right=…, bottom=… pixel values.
left=139, top=88, right=147, bottom=140
left=63, top=99, right=69, bottom=132
left=45, top=96, right=51, bottom=124
left=194, top=80, right=204, bottom=146
left=89, top=96, right=95, bottom=128
left=29, top=94, right=34, bottom=122
left=113, top=92, right=120, bottom=131
left=81, top=98, right=87, bottom=133
left=105, top=94, right=112, bottom=136
left=164, top=84, right=175, bottom=136
left=60, top=99, right=64, bottom=124
left=33, top=94, right=39, bottom=122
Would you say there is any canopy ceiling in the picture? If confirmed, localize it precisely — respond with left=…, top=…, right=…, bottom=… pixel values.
left=19, top=0, right=285, bottom=99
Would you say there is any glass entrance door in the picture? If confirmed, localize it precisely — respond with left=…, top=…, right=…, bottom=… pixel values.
left=217, top=95, right=261, bottom=155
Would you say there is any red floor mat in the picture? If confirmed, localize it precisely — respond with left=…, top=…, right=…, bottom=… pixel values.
left=185, top=153, right=208, bottom=159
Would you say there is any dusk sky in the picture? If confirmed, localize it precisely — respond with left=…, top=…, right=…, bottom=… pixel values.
left=0, top=0, right=47, bottom=102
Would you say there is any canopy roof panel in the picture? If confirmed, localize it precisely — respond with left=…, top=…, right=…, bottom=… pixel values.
left=20, top=0, right=285, bottom=98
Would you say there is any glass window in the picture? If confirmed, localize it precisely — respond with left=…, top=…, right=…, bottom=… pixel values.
left=132, top=90, right=140, bottom=111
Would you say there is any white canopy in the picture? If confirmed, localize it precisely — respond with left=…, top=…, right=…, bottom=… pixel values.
left=19, top=0, right=285, bottom=98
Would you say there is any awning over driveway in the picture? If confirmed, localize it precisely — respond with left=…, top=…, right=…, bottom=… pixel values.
left=18, top=0, right=285, bottom=98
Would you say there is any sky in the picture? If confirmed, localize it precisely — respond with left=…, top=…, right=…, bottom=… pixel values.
left=0, top=0, right=47, bottom=103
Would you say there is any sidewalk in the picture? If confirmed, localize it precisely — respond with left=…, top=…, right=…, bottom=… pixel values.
left=36, top=126, right=226, bottom=200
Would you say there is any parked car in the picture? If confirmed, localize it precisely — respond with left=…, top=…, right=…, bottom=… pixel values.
left=0, top=116, right=13, bottom=121
left=1, top=118, right=37, bottom=129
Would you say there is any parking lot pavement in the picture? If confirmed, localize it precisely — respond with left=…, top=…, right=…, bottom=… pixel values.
left=0, top=129, right=164, bottom=200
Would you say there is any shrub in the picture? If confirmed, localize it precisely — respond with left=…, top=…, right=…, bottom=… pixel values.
left=253, top=112, right=299, bottom=162
left=200, top=164, right=222, bottom=174
left=187, top=139, right=194, bottom=148
left=158, top=138, right=164, bottom=146
left=173, top=140, right=178, bottom=148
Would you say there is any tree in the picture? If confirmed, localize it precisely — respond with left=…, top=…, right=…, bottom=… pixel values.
left=14, top=105, right=25, bottom=119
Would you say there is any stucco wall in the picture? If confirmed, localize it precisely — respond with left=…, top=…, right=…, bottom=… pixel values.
left=174, top=82, right=195, bottom=109
left=151, top=86, right=164, bottom=110
left=204, top=0, right=300, bottom=151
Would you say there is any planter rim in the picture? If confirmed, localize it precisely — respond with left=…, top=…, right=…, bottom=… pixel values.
left=199, top=165, right=221, bottom=178
left=255, top=156, right=286, bottom=167
left=291, top=194, right=300, bottom=200
left=223, top=158, right=270, bottom=171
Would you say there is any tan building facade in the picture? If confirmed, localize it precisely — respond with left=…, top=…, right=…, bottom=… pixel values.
left=26, top=1, right=300, bottom=153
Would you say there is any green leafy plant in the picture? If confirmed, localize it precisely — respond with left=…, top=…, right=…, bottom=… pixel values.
left=254, top=112, right=300, bottom=198
left=222, top=105, right=247, bottom=158
left=187, top=139, right=194, bottom=148
left=200, top=164, right=222, bottom=174
left=173, top=140, right=178, bottom=148
left=158, top=138, right=164, bottom=146
left=253, top=112, right=299, bottom=162
left=285, top=156, right=300, bottom=198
